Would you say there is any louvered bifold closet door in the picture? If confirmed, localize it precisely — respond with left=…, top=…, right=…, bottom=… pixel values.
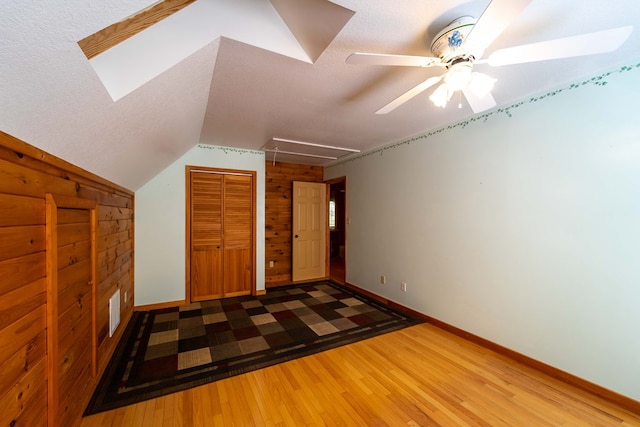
left=190, top=172, right=224, bottom=301
left=222, top=174, right=252, bottom=296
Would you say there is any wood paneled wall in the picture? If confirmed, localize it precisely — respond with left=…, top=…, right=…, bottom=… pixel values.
left=0, top=130, right=134, bottom=426
left=265, top=161, right=323, bottom=286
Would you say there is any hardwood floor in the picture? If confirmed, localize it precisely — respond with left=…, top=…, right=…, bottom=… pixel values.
left=330, top=256, right=345, bottom=285
left=81, top=323, right=640, bottom=426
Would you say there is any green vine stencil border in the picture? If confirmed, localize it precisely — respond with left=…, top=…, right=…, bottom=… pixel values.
left=197, top=144, right=264, bottom=156
left=327, top=61, right=640, bottom=169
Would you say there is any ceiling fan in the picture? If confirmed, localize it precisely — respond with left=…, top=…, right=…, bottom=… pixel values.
left=346, top=0, right=633, bottom=114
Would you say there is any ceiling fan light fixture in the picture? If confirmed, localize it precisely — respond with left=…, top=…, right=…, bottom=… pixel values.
left=347, top=1, right=633, bottom=115
left=444, top=62, right=473, bottom=91
left=467, top=72, right=496, bottom=98
left=429, top=83, right=452, bottom=108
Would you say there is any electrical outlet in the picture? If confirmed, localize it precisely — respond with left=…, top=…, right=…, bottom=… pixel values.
left=124, top=291, right=128, bottom=303
left=380, top=275, right=386, bottom=284
left=269, top=260, right=274, bottom=268
left=401, top=282, right=407, bottom=292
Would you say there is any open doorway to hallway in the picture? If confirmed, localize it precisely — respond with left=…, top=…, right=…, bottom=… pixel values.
left=327, top=177, right=346, bottom=284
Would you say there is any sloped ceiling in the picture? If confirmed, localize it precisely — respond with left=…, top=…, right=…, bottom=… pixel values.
left=1, top=0, right=639, bottom=190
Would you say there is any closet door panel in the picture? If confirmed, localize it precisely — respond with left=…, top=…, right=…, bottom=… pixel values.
left=191, top=249, right=223, bottom=301
left=190, top=173, right=223, bottom=301
left=191, top=173, right=223, bottom=250
left=223, top=249, right=251, bottom=296
left=223, top=175, right=252, bottom=295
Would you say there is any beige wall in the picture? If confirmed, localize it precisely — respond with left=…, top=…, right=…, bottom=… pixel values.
left=325, top=64, right=640, bottom=401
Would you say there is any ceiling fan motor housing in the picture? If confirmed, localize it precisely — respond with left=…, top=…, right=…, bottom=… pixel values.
left=430, top=16, right=480, bottom=64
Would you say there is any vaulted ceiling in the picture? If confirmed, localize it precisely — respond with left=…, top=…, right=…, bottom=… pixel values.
left=1, top=0, right=639, bottom=190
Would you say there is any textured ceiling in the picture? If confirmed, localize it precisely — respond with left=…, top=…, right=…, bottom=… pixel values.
left=1, top=0, right=639, bottom=190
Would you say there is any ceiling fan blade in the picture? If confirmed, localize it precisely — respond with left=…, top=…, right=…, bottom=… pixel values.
left=487, top=25, right=633, bottom=66
left=376, top=76, right=442, bottom=114
left=463, top=0, right=532, bottom=54
left=462, top=86, right=497, bottom=113
left=346, top=52, right=441, bottom=67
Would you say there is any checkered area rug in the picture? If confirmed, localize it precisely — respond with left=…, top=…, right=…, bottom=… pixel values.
left=85, top=281, right=422, bottom=415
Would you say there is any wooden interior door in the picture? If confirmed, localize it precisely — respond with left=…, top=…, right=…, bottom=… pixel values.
left=292, top=181, right=327, bottom=281
left=190, top=172, right=224, bottom=301
left=188, top=168, right=255, bottom=301
left=46, top=195, right=97, bottom=427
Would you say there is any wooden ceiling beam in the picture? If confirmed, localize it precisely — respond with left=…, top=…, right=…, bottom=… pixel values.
left=77, top=0, right=196, bottom=59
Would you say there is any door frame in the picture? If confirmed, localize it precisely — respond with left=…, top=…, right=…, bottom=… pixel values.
left=325, top=176, right=347, bottom=283
left=45, top=193, right=97, bottom=427
left=185, top=166, right=257, bottom=303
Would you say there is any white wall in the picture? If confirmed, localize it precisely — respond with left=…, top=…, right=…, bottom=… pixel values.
left=135, top=144, right=265, bottom=306
left=325, top=64, right=640, bottom=400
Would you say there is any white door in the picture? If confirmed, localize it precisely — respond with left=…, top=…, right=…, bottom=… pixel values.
left=292, top=181, right=327, bottom=281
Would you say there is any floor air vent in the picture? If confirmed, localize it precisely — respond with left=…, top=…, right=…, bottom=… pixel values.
left=109, top=289, right=121, bottom=337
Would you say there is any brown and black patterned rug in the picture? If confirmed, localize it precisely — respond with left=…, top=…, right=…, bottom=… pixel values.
left=84, top=281, right=422, bottom=415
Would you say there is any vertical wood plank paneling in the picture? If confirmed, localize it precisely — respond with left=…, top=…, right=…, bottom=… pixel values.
left=0, top=252, right=46, bottom=300
left=265, top=161, right=323, bottom=286
left=95, top=200, right=133, bottom=367
left=0, top=157, right=79, bottom=198
left=57, top=239, right=91, bottom=270
left=0, top=354, right=47, bottom=427
left=0, top=278, right=46, bottom=331
left=0, top=194, right=44, bottom=227
left=0, top=134, right=131, bottom=198
left=0, top=225, right=46, bottom=262
left=0, top=330, right=46, bottom=409
left=0, top=304, right=46, bottom=367
left=0, top=130, right=134, bottom=426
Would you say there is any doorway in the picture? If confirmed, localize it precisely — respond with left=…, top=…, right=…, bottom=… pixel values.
left=45, top=194, right=97, bottom=426
left=292, top=181, right=327, bottom=282
left=327, top=177, right=346, bottom=284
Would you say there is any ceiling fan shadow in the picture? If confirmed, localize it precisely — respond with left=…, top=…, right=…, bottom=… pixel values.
left=342, top=67, right=423, bottom=104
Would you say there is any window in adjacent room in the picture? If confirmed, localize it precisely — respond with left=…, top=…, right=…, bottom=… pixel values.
left=329, top=199, right=336, bottom=230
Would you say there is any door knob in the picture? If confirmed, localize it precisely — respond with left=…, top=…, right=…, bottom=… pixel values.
left=294, top=234, right=299, bottom=238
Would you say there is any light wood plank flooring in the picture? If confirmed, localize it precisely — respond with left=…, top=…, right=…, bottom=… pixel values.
left=330, top=255, right=345, bottom=285
left=81, top=323, right=640, bottom=426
